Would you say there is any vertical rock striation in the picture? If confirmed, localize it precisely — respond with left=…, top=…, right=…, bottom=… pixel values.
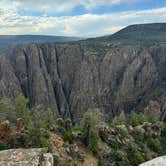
left=0, top=43, right=165, bottom=121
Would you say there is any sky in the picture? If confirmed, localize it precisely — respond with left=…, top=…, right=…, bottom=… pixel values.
left=0, top=0, right=166, bottom=37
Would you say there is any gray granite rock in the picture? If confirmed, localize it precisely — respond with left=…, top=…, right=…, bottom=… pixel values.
left=0, top=43, right=165, bottom=121
left=0, top=148, right=53, bottom=166
left=139, top=156, right=166, bottom=166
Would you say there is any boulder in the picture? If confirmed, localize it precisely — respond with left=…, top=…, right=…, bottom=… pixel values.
left=0, top=120, right=11, bottom=143
left=0, top=148, right=53, bottom=166
left=16, top=118, right=25, bottom=130
left=144, top=100, right=161, bottom=120
left=139, top=156, right=166, bottom=166
left=49, top=133, right=92, bottom=166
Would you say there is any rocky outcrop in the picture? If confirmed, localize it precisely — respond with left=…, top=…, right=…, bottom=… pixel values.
left=49, top=133, right=97, bottom=166
left=139, top=156, right=166, bottom=166
left=0, top=120, right=11, bottom=143
left=0, top=43, right=166, bottom=121
left=144, top=99, right=166, bottom=121
left=0, top=148, right=53, bottom=166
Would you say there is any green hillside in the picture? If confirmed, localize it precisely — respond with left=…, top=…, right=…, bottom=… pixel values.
left=86, top=23, right=166, bottom=45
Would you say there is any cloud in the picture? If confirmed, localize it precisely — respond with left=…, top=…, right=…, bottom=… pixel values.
left=7, top=0, right=146, bottom=13
left=79, top=0, right=121, bottom=10
left=0, top=0, right=131, bottom=14
left=15, top=0, right=78, bottom=13
left=0, top=3, right=166, bottom=37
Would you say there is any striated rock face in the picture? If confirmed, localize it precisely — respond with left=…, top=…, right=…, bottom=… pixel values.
left=0, top=56, right=22, bottom=99
left=0, top=148, right=53, bottom=166
left=0, top=43, right=166, bottom=121
left=139, top=156, right=166, bottom=166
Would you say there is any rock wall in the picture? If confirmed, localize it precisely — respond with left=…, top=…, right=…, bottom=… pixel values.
left=0, top=43, right=166, bottom=121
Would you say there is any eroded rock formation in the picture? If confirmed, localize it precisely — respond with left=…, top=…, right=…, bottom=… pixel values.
left=0, top=43, right=165, bottom=121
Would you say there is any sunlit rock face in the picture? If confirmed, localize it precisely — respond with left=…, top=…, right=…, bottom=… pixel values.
left=0, top=42, right=166, bottom=122
left=139, top=156, right=166, bottom=166
left=0, top=148, right=53, bottom=166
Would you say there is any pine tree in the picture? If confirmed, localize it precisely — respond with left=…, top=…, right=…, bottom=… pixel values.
left=81, top=111, right=99, bottom=154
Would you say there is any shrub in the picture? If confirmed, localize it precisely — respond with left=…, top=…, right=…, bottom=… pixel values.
left=161, top=123, right=166, bottom=153
left=14, top=95, right=30, bottom=125
left=127, top=142, right=145, bottom=166
left=27, top=126, right=49, bottom=148
left=111, top=150, right=129, bottom=166
left=0, top=96, right=55, bottom=149
left=109, top=138, right=122, bottom=150
left=130, top=112, right=151, bottom=127
left=147, top=138, right=162, bottom=153
left=0, top=99, right=16, bottom=123
left=8, top=132, right=29, bottom=148
left=41, top=110, right=55, bottom=130
left=115, top=125, right=128, bottom=139
left=98, top=155, right=112, bottom=166
left=72, top=125, right=82, bottom=132
left=0, top=143, right=8, bottom=150
left=138, top=113, right=148, bottom=124
left=81, top=112, right=99, bottom=154
left=133, top=127, right=145, bottom=144
left=145, top=113, right=158, bottom=123
left=111, top=112, right=126, bottom=127
left=99, top=130, right=109, bottom=142
left=64, top=131, right=74, bottom=144
left=88, top=129, right=99, bottom=154
left=130, top=112, right=140, bottom=127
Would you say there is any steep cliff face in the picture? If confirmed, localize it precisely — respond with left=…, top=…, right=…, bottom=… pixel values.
left=0, top=42, right=166, bottom=121
left=0, top=57, right=22, bottom=99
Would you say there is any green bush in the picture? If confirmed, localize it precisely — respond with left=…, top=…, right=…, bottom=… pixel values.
left=109, top=138, right=122, bottom=150
left=14, top=95, right=30, bottom=125
left=133, top=128, right=145, bottom=144
left=98, top=155, right=112, bottom=166
left=8, top=132, right=29, bottom=148
left=111, top=150, right=129, bottom=166
left=72, top=125, right=82, bottom=132
left=130, top=112, right=140, bottom=127
left=115, top=126, right=128, bottom=139
left=27, top=126, right=49, bottom=148
left=147, top=138, right=162, bottom=153
left=0, top=96, right=55, bottom=149
left=0, top=143, right=8, bottom=150
left=127, top=142, right=145, bottom=166
left=111, top=112, right=126, bottom=127
left=64, top=131, right=74, bottom=144
left=130, top=112, right=151, bottom=127
left=88, top=129, right=99, bottom=155
left=0, top=99, right=16, bottom=123
left=41, top=110, right=55, bottom=130
left=81, top=112, right=99, bottom=155
left=99, top=130, right=109, bottom=142
left=161, top=123, right=166, bottom=153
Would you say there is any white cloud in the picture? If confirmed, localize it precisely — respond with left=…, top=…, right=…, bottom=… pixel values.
left=0, top=4, right=166, bottom=37
left=15, top=0, right=78, bottom=13
left=79, top=0, right=121, bottom=10
left=0, top=0, right=131, bottom=14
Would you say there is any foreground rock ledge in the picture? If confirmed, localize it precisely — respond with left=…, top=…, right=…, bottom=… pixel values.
left=0, top=148, right=53, bottom=166
left=139, top=156, right=166, bottom=166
